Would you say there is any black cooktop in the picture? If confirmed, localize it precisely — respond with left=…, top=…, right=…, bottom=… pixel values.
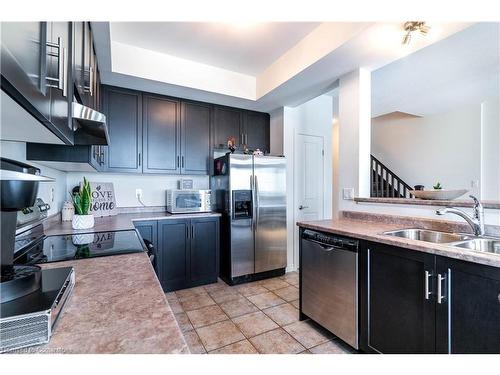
left=1, top=267, right=73, bottom=319
left=14, top=230, right=146, bottom=265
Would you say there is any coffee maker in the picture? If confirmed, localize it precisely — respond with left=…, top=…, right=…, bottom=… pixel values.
left=0, top=157, right=53, bottom=302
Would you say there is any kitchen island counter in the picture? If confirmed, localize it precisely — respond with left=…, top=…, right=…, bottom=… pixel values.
left=25, top=252, right=189, bottom=354
left=298, top=212, right=500, bottom=269
left=42, top=211, right=221, bottom=236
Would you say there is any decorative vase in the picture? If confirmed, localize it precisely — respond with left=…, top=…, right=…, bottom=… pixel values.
left=72, top=233, right=95, bottom=245
left=72, top=214, right=94, bottom=230
left=61, top=201, right=75, bottom=222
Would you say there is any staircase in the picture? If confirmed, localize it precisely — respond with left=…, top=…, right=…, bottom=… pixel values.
left=371, top=155, right=413, bottom=198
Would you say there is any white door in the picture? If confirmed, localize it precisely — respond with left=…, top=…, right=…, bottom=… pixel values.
left=294, top=133, right=324, bottom=267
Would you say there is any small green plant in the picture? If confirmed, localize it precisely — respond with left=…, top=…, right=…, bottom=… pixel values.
left=433, top=182, right=443, bottom=190
left=71, top=177, right=92, bottom=215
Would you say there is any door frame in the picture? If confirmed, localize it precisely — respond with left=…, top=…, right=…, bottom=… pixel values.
left=293, top=132, right=325, bottom=270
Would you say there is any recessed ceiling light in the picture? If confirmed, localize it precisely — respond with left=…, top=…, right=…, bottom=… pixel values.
left=402, top=21, right=431, bottom=45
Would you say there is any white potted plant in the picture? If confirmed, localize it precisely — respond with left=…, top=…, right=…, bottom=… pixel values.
left=71, top=177, right=94, bottom=230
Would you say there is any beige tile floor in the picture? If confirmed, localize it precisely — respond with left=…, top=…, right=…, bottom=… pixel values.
left=166, top=271, right=357, bottom=354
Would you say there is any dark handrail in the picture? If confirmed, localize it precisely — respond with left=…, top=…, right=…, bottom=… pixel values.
left=371, top=155, right=413, bottom=198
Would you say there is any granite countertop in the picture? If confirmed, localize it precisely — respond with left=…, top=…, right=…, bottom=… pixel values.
left=297, top=215, right=500, bottom=269
left=27, top=252, right=188, bottom=353
left=42, top=211, right=221, bottom=236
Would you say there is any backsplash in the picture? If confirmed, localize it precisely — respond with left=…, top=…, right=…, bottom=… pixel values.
left=66, top=172, right=209, bottom=207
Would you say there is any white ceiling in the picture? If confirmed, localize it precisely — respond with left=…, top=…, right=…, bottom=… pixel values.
left=92, top=22, right=473, bottom=112
left=110, top=22, right=320, bottom=75
left=372, top=23, right=500, bottom=117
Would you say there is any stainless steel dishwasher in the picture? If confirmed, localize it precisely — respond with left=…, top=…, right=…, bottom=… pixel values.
left=300, top=229, right=359, bottom=349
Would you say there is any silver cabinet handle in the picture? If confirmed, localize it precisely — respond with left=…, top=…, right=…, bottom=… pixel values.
left=46, top=37, right=64, bottom=92
left=437, top=273, right=446, bottom=304
left=191, top=225, right=195, bottom=239
left=299, top=205, right=309, bottom=210
left=182, top=156, right=184, bottom=168
left=424, top=270, right=432, bottom=300
left=84, top=65, right=94, bottom=96
left=62, top=46, right=68, bottom=97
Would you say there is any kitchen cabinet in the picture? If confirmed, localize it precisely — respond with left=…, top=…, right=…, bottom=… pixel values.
left=1, top=22, right=73, bottom=145
left=142, top=94, right=180, bottom=174
left=47, top=22, right=73, bottom=143
left=72, top=22, right=100, bottom=111
left=181, top=101, right=211, bottom=175
left=242, top=111, right=270, bottom=153
left=154, top=217, right=219, bottom=292
left=213, top=106, right=243, bottom=148
left=359, top=242, right=436, bottom=354
left=435, top=256, right=500, bottom=353
left=189, top=217, right=219, bottom=285
left=102, top=86, right=143, bottom=173
left=26, top=143, right=106, bottom=172
left=134, top=220, right=158, bottom=248
left=212, top=106, right=270, bottom=152
left=157, top=219, right=191, bottom=292
left=359, top=241, right=500, bottom=354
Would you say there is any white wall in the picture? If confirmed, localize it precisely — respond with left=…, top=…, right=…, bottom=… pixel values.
left=337, top=69, right=371, bottom=212
left=372, top=105, right=481, bottom=195
left=66, top=172, right=209, bottom=207
left=269, top=108, right=284, bottom=156
left=282, top=94, right=333, bottom=271
left=481, top=97, right=500, bottom=200
left=0, top=141, right=67, bottom=216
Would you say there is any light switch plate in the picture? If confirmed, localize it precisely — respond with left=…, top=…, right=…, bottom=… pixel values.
left=343, top=188, right=355, bottom=200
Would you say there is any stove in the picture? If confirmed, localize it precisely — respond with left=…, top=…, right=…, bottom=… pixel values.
left=14, top=229, right=147, bottom=265
left=0, top=266, right=75, bottom=353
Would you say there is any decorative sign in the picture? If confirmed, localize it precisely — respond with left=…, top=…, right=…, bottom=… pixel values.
left=179, top=178, right=194, bottom=190
left=89, top=182, right=117, bottom=217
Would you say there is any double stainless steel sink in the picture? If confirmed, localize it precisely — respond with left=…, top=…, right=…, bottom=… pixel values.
left=383, top=228, right=500, bottom=255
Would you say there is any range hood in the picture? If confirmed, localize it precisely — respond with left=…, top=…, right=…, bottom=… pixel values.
left=72, top=102, right=109, bottom=146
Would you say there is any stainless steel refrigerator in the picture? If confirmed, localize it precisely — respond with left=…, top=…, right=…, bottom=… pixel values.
left=212, top=153, right=286, bottom=284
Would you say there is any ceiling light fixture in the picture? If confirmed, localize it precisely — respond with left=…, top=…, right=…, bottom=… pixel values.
left=402, top=21, right=430, bottom=45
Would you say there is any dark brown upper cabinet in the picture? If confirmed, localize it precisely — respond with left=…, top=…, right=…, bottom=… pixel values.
left=212, top=106, right=243, bottom=149
left=102, top=86, right=143, bottom=173
left=142, top=94, right=180, bottom=174
left=1, top=22, right=74, bottom=145
left=181, top=101, right=211, bottom=175
left=243, top=110, right=270, bottom=153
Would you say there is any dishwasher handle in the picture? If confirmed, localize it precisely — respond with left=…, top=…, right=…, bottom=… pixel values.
left=303, top=238, right=340, bottom=252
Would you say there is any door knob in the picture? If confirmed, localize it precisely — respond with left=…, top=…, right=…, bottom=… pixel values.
left=299, top=205, right=309, bottom=210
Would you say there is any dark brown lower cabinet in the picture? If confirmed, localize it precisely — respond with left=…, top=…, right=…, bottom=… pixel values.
left=360, top=241, right=500, bottom=354
left=435, top=256, right=500, bottom=353
left=359, top=242, right=436, bottom=353
left=134, top=217, right=219, bottom=292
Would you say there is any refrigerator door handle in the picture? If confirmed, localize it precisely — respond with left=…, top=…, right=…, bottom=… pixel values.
left=254, top=175, right=260, bottom=226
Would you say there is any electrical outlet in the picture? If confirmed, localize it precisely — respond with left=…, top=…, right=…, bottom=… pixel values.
left=50, top=187, right=55, bottom=202
left=135, top=189, right=143, bottom=200
left=343, top=188, right=355, bottom=200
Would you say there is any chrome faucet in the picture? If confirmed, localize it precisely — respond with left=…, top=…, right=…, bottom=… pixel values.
left=436, top=195, right=485, bottom=236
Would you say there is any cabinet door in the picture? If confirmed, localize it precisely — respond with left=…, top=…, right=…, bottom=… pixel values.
left=243, top=111, right=270, bottom=152
left=360, top=242, right=436, bottom=353
left=190, top=217, right=219, bottom=285
left=158, top=219, right=190, bottom=292
left=134, top=220, right=158, bottom=247
left=181, top=101, right=211, bottom=175
left=1, top=22, right=75, bottom=144
left=103, top=86, right=142, bottom=173
left=213, top=106, right=242, bottom=148
left=72, top=21, right=85, bottom=103
left=81, top=22, right=93, bottom=107
left=1, top=22, right=51, bottom=126
left=436, top=256, right=500, bottom=353
left=47, top=22, right=73, bottom=144
left=142, top=94, right=180, bottom=174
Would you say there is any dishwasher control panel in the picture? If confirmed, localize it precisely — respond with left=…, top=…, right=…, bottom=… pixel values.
left=302, top=229, right=359, bottom=252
